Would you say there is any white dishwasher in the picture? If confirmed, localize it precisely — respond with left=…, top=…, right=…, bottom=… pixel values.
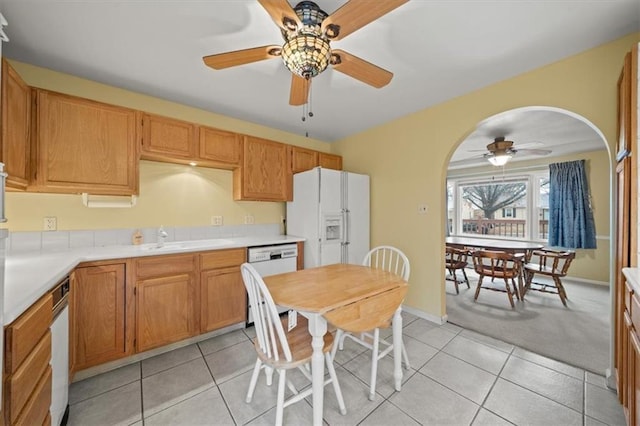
left=246, top=243, right=298, bottom=325
left=50, top=276, right=70, bottom=426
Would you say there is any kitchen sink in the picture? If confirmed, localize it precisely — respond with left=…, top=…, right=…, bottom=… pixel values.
left=137, top=239, right=233, bottom=251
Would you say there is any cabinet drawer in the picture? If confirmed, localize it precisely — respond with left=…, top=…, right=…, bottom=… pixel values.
left=5, top=294, right=52, bottom=374
left=200, top=248, right=246, bottom=270
left=136, top=253, right=196, bottom=278
left=626, top=280, right=634, bottom=313
left=632, top=292, right=640, bottom=331
left=6, top=331, right=51, bottom=423
left=13, top=365, right=52, bottom=426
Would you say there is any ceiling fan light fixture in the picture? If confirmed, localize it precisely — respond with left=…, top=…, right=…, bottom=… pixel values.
left=487, top=153, right=512, bottom=166
left=282, top=34, right=331, bottom=79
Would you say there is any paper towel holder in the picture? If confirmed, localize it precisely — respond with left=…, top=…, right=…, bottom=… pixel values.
left=81, top=193, right=137, bottom=208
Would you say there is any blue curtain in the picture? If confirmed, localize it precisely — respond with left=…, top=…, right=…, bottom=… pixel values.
left=548, top=160, right=597, bottom=249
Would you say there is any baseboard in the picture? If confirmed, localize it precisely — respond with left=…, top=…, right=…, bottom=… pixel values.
left=565, top=276, right=609, bottom=287
left=402, top=304, right=447, bottom=325
left=72, top=321, right=246, bottom=382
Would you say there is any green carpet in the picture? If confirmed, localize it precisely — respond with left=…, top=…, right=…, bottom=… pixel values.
left=445, top=272, right=610, bottom=374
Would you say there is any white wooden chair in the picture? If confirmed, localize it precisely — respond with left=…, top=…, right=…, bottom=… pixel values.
left=241, top=263, right=346, bottom=426
left=331, top=246, right=411, bottom=400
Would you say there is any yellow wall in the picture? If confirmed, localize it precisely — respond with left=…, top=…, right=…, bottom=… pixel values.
left=448, top=149, right=611, bottom=283
left=6, top=60, right=335, bottom=231
left=7, top=32, right=639, bottom=319
left=333, top=33, right=640, bottom=319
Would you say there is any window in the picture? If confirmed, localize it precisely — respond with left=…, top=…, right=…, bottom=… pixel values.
left=502, top=208, right=516, bottom=218
left=448, top=170, right=549, bottom=241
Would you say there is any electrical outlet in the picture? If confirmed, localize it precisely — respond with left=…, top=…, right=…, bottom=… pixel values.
left=211, top=215, right=223, bottom=226
left=244, top=214, right=255, bottom=225
left=43, top=216, right=57, bottom=231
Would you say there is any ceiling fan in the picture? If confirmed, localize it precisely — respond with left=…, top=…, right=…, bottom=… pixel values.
left=472, top=137, right=552, bottom=166
left=202, top=0, right=408, bottom=107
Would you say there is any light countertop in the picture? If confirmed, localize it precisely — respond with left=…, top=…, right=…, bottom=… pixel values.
left=623, top=268, right=640, bottom=294
left=5, top=235, right=304, bottom=325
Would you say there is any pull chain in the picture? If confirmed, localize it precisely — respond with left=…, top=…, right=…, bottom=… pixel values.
left=300, top=79, right=314, bottom=137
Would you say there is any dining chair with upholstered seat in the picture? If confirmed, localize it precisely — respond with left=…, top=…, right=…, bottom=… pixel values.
left=523, top=248, right=576, bottom=306
left=445, top=246, right=471, bottom=294
left=241, top=263, right=346, bottom=426
left=331, top=245, right=411, bottom=400
left=471, top=249, right=521, bottom=308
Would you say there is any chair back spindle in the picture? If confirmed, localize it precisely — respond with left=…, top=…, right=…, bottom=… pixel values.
left=363, top=245, right=410, bottom=280
left=241, top=263, right=292, bottom=363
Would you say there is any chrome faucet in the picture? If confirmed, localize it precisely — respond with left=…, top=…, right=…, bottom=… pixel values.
left=157, top=225, right=168, bottom=247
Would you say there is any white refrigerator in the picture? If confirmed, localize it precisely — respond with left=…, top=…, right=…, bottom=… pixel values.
left=287, top=167, right=370, bottom=268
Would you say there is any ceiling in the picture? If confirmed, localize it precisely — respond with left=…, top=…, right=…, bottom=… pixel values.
left=0, top=0, right=638, bottom=144
left=448, top=108, right=608, bottom=170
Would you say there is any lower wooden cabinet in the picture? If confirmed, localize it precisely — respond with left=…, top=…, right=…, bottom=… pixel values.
left=620, top=276, right=640, bottom=425
left=135, top=254, right=199, bottom=352
left=3, top=293, right=52, bottom=425
left=72, top=261, right=130, bottom=371
left=200, top=249, right=247, bottom=333
left=66, top=246, right=277, bottom=375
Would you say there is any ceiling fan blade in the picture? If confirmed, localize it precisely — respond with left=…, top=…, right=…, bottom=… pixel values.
left=331, top=49, right=393, bottom=88
left=321, top=0, right=408, bottom=41
left=258, top=0, right=301, bottom=32
left=202, top=45, right=281, bottom=70
left=289, top=74, right=310, bottom=106
left=518, top=148, right=552, bottom=155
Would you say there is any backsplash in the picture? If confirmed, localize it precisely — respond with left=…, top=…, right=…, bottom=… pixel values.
left=7, top=223, right=282, bottom=254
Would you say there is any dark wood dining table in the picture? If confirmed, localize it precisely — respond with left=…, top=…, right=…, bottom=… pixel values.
left=263, top=263, right=408, bottom=426
left=445, top=236, right=545, bottom=295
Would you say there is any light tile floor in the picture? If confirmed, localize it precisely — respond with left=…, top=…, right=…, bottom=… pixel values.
left=67, top=312, right=626, bottom=425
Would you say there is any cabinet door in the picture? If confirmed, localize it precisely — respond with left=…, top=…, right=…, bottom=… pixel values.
left=1, top=59, right=31, bottom=190
left=136, top=273, right=198, bottom=352
left=291, top=146, right=318, bottom=173
left=318, top=152, right=342, bottom=170
left=141, top=113, right=197, bottom=161
left=34, top=90, right=139, bottom=195
left=630, top=327, right=640, bottom=426
left=233, top=136, right=291, bottom=201
left=199, top=126, right=242, bottom=168
left=201, top=266, right=246, bottom=332
left=73, top=263, right=128, bottom=370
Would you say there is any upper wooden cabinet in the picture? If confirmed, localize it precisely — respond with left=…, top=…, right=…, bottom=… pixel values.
left=1, top=59, right=31, bottom=190
left=291, top=146, right=343, bottom=174
left=33, top=90, right=139, bottom=195
left=291, top=146, right=319, bottom=173
left=199, top=126, right=242, bottom=169
left=234, top=136, right=292, bottom=201
left=141, top=113, right=197, bottom=161
left=319, top=152, right=342, bottom=170
left=615, top=46, right=639, bottom=426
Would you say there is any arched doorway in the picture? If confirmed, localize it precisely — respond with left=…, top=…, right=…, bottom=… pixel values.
left=444, top=106, right=613, bottom=375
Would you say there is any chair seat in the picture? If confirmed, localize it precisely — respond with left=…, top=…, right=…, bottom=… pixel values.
left=524, top=263, right=564, bottom=277
left=472, top=249, right=521, bottom=308
left=445, top=260, right=467, bottom=269
left=255, top=317, right=334, bottom=369
left=476, top=265, right=518, bottom=279
left=523, top=249, right=575, bottom=306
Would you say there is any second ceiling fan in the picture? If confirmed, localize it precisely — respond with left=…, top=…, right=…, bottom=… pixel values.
left=202, top=0, right=408, bottom=106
